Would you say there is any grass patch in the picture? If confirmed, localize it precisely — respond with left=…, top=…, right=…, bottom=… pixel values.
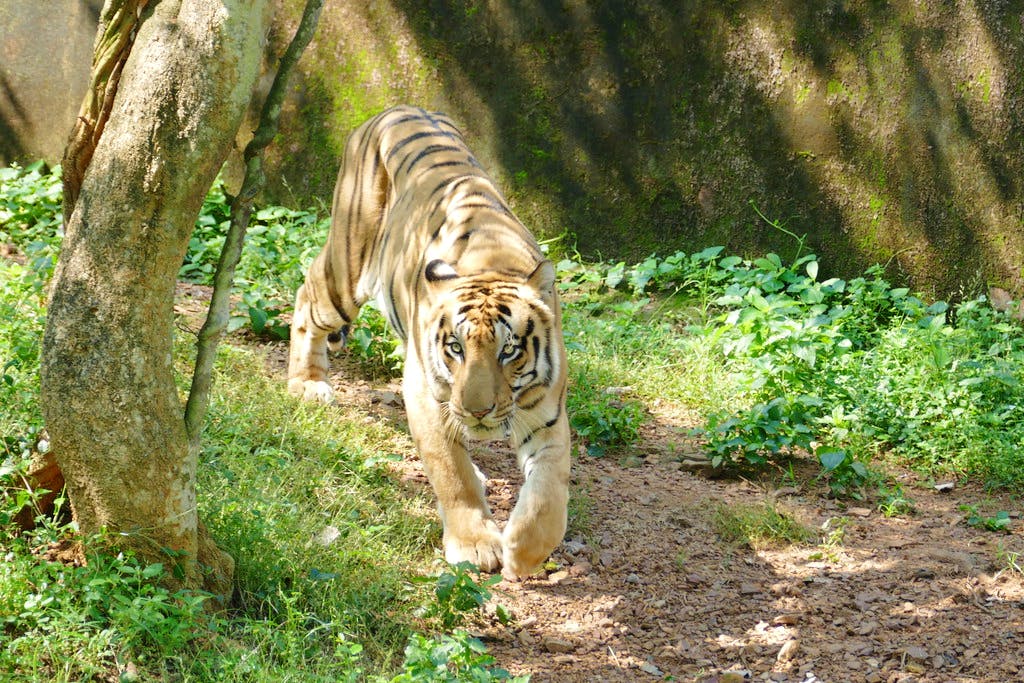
left=710, top=501, right=815, bottom=550
left=565, top=484, right=595, bottom=541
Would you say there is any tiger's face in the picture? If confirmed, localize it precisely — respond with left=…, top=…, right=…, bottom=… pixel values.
left=425, top=261, right=560, bottom=442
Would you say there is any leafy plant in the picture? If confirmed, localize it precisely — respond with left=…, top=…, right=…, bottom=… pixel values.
left=568, top=385, right=645, bottom=457
left=809, top=516, right=849, bottom=563
left=182, top=176, right=329, bottom=339
left=876, top=483, right=915, bottom=517
left=418, top=562, right=502, bottom=630
left=0, top=161, right=63, bottom=285
left=391, top=631, right=529, bottom=682
left=347, top=302, right=404, bottom=378
left=960, top=504, right=1012, bottom=533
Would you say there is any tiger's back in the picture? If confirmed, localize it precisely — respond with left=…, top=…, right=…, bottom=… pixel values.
left=288, top=106, right=570, bottom=577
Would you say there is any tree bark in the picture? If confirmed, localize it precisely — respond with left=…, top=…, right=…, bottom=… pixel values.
left=41, top=0, right=268, bottom=596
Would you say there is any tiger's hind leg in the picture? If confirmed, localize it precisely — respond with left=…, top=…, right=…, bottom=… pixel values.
left=287, top=279, right=351, bottom=404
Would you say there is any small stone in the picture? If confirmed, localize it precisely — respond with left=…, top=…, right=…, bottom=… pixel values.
left=777, top=638, right=800, bottom=662
left=371, top=390, right=403, bottom=407
left=517, top=630, right=535, bottom=645
left=848, top=507, right=872, bottom=517
left=855, top=620, right=878, bottom=635
left=639, top=661, right=664, bottom=676
left=773, top=613, right=801, bottom=626
left=518, top=615, right=538, bottom=628
left=314, top=525, right=341, bottom=546
left=548, top=570, right=570, bottom=585
left=542, top=637, right=575, bottom=653
left=569, top=560, right=591, bottom=577
left=904, top=645, right=928, bottom=660
left=905, top=661, right=926, bottom=674
left=625, top=573, right=642, bottom=585
left=563, top=539, right=587, bottom=555
left=718, top=672, right=751, bottom=683
left=740, top=582, right=760, bottom=595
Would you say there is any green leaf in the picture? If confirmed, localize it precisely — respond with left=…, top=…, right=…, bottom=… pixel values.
left=248, top=306, right=269, bottom=333
left=142, top=563, right=164, bottom=579
left=817, top=447, right=847, bottom=471
left=693, top=245, right=725, bottom=262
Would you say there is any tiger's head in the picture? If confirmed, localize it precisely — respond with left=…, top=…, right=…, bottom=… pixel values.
left=423, top=259, right=562, bottom=442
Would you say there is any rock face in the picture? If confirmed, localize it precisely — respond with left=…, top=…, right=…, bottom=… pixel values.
left=0, top=1, right=100, bottom=167
left=5, top=1, right=1024, bottom=298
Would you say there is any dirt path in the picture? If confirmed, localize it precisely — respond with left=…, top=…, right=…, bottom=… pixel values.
left=478, top=453, right=1024, bottom=683
left=261, top=339, right=1024, bottom=683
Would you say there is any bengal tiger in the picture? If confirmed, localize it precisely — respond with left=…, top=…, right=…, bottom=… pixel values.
left=287, top=105, right=570, bottom=578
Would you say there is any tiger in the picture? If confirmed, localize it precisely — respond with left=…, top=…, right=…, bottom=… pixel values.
left=287, top=105, right=570, bottom=578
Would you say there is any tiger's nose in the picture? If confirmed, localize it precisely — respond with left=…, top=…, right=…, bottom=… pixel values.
left=470, top=406, right=493, bottom=419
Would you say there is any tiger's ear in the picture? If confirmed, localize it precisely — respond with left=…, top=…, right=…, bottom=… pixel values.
left=425, top=259, right=459, bottom=283
left=527, top=260, right=557, bottom=304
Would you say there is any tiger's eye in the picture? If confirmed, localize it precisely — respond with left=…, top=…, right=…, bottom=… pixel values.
left=502, top=339, right=517, bottom=356
left=448, top=340, right=463, bottom=356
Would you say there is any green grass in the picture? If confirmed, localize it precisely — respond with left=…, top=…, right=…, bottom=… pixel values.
left=3, top=160, right=1024, bottom=679
left=710, top=501, right=815, bottom=550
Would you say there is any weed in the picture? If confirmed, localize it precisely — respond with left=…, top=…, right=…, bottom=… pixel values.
left=391, top=631, right=529, bottom=682
left=0, top=162, right=63, bottom=285
left=183, top=176, right=329, bottom=339
left=567, top=377, right=645, bottom=456
left=960, top=504, right=1012, bottom=533
left=415, top=561, right=501, bottom=631
left=876, top=483, right=915, bottom=517
left=994, top=543, right=1023, bottom=577
left=809, top=516, right=849, bottom=563
left=347, top=302, right=404, bottom=378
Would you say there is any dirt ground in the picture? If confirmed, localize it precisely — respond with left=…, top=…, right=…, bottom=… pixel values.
left=266, top=340, right=1024, bottom=683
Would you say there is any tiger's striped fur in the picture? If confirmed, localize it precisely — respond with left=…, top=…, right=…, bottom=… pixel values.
left=288, top=106, right=570, bottom=577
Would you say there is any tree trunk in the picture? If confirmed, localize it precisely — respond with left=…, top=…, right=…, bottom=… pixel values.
left=40, top=0, right=268, bottom=596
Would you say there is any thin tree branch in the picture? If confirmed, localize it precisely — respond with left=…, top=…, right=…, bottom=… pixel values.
left=184, top=0, right=325, bottom=450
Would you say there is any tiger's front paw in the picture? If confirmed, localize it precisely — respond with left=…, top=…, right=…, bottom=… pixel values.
left=501, top=511, right=566, bottom=579
left=443, top=518, right=503, bottom=572
left=288, top=378, right=335, bottom=404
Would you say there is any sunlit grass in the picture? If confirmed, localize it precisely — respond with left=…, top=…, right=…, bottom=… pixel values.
left=710, top=501, right=816, bottom=550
